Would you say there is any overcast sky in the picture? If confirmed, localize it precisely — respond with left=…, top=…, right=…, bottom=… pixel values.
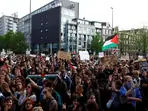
left=0, top=0, right=148, bottom=30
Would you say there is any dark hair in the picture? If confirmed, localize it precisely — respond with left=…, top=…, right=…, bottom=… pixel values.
left=86, top=100, right=98, bottom=111
left=45, top=80, right=53, bottom=88
left=4, top=96, right=13, bottom=103
left=115, top=80, right=123, bottom=90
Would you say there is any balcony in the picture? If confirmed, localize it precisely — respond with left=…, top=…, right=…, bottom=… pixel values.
left=8, top=18, right=13, bottom=21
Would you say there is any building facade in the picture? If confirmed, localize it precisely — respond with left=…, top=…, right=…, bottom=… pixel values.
left=65, top=18, right=112, bottom=53
left=119, top=29, right=142, bottom=56
left=0, top=13, right=19, bottom=36
left=31, top=6, right=62, bottom=53
left=18, top=0, right=79, bottom=53
left=18, top=0, right=112, bottom=53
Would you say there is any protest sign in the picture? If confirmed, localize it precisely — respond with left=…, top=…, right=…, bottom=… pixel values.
left=46, top=57, right=50, bottom=61
left=26, top=49, right=30, bottom=55
left=98, top=52, right=104, bottom=58
left=41, top=53, right=45, bottom=57
left=100, top=55, right=117, bottom=65
left=57, top=51, right=71, bottom=60
left=120, top=55, right=129, bottom=61
left=79, top=51, right=90, bottom=60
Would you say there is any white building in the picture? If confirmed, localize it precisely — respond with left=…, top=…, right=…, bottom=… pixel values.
left=0, top=13, right=19, bottom=35
left=66, top=18, right=112, bottom=52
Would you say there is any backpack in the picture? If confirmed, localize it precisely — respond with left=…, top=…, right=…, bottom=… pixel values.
left=52, top=90, right=62, bottom=111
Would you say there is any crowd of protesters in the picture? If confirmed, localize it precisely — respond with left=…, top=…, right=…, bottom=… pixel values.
left=0, top=53, right=148, bottom=111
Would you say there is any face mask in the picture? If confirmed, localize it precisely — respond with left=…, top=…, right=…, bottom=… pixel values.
left=126, top=82, right=132, bottom=89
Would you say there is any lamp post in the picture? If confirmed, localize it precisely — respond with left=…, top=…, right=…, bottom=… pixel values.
left=29, top=0, right=32, bottom=51
left=111, top=7, right=113, bottom=34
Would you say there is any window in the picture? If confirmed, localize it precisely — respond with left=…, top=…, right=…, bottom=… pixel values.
left=45, top=29, right=48, bottom=31
left=45, top=37, right=47, bottom=38
left=40, top=30, right=43, bottom=32
left=79, top=42, right=81, bottom=45
left=41, top=37, right=43, bottom=39
left=103, top=29, right=106, bottom=35
left=41, top=23, right=43, bottom=25
left=46, top=22, right=48, bottom=24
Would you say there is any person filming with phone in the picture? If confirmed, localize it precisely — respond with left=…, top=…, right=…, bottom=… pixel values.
left=120, top=75, right=142, bottom=111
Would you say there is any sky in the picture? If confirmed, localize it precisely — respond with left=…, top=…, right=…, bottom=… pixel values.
left=0, top=0, right=148, bottom=30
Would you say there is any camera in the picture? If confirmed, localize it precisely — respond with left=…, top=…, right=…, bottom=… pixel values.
left=133, top=77, right=141, bottom=86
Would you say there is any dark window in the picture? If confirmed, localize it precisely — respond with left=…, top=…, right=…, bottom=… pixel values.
left=32, top=7, right=61, bottom=44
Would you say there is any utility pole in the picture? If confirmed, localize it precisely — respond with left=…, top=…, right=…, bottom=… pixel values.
left=29, top=0, right=32, bottom=51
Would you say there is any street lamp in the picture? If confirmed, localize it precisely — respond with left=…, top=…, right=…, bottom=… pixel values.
left=29, top=0, right=32, bottom=50
left=111, top=7, right=113, bottom=34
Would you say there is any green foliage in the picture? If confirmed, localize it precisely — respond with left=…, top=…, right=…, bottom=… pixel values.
left=0, top=31, right=28, bottom=54
left=119, top=32, right=125, bottom=55
left=91, top=33, right=104, bottom=54
left=134, top=28, right=148, bottom=56
left=119, top=28, right=148, bottom=56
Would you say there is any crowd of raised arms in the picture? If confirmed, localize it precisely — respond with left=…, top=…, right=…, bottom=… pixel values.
left=0, top=54, right=148, bottom=111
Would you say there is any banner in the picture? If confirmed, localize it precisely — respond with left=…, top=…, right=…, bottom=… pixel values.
left=57, top=51, right=71, bottom=60
left=79, top=51, right=90, bottom=60
left=100, top=55, right=117, bottom=65
left=120, top=55, right=129, bottom=60
left=27, top=73, right=58, bottom=79
left=98, top=52, right=104, bottom=58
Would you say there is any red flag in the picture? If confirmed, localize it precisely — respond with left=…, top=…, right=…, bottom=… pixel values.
left=41, top=72, right=45, bottom=78
left=111, top=34, right=118, bottom=44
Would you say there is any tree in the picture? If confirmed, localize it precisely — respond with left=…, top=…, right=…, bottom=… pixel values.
left=91, top=33, right=104, bottom=54
left=10, top=32, right=29, bottom=53
left=0, top=35, right=6, bottom=49
left=0, top=31, right=28, bottom=54
left=114, top=26, right=119, bottom=34
left=119, top=32, right=125, bottom=55
left=134, top=28, right=148, bottom=56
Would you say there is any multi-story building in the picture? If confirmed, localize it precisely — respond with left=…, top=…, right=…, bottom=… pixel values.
left=119, top=29, right=142, bottom=56
left=18, top=0, right=112, bottom=53
left=65, top=18, right=112, bottom=52
left=18, top=0, right=79, bottom=53
left=0, top=13, right=19, bottom=36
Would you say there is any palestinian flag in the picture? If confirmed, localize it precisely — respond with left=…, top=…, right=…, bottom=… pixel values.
left=102, top=34, right=118, bottom=51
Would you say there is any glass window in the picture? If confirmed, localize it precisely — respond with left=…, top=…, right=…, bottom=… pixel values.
left=46, top=29, right=48, bottom=31
left=62, top=16, right=67, bottom=23
left=103, top=29, right=106, bottom=35
left=41, top=37, right=43, bottom=39
left=106, top=30, right=108, bottom=35
left=41, top=23, right=43, bottom=25
left=79, top=42, right=81, bottom=45
left=46, top=22, right=48, bottom=24
left=40, top=30, right=43, bottom=32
